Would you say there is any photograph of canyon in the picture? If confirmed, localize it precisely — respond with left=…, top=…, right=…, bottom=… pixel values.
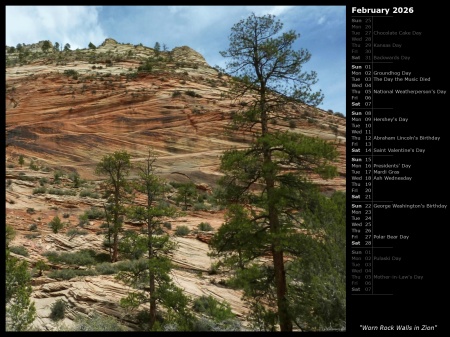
left=5, top=7, right=346, bottom=332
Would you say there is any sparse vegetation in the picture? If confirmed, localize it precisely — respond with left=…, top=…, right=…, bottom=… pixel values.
left=185, top=90, right=202, bottom=98
left=66, top=228, right=89, bottom=237
left=197, top=222, right=213, bottom=231
left=172, top=90, right=182, bottom=97
left=33, top=187, right=47, bottom=195
left=48, top=216, right=64, bottom=233
left=44, top=249, right=109, bottom=266
left=49, top=299, right=67, bottom=321
left=192, top=295, right=235, bottom=322
left=34, top=260, right=49, bottom=277
left=175, top=225, right=190, bottom=236
left=79, top=189, right=101, bottom=198
left=71, top=312, right=126, bottom=331
left=81, top=206, right=105, bottom=220
left=48, top=268, right=97, bottom=280
left=39, top=177, right=49, bottom=186
left=47, top=188, right=77, bottom=196
left=63, top=69, right=79, bottom=80
left=29, top=160, right=39, bottom=171
left=9, top=246, right=29, bottom=257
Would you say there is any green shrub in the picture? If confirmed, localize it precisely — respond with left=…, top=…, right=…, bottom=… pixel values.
left=43, top=249, right=100, bottom=266
left=197, top=222, right=213, bottom=231
left=63, top=69, right=79, bottom=78
left=47, top=188, right=77, bottom=196
left=329, top=124, right=338, bottom=134
left=32, top=187, right=47, bottom=195
left=9, top=246, right=29, bottom=257
left=172, top=90, right=182, bottom=98
left=94, top=252, right=111, bottom=263
left=49, top=216, right=64, bottom=233
left=83, top=207, right=104, bottom=220
left=79, top=189, right=100, bottom=198
left=193, top=203, right=209, bottom=211
left=53, top=170, right=63, bottom=184
left=208, top=262, right=220, bottom=275
left=25, top=233, right=40, bottom=239
left=18, top=175, right=37, bottom=182
left=29, top=223, right=38, bottom=231
left=34, top=259, right=50, bottom=277
left=192, top=317, right=241, bottom=331
left=185, top=90, right=197, bottom=97
left=66, top=228, right=89, bottom=237
left=39, top=177, right=49, bottom=186
left=29, top=160, right=39, bottom=171
left=175, top=225, right=190, bottom=236
left=26, top=207, right=35, bottom=214
left=163, top=222, right=172, bottom=230
left=137, top=62, right=152, bottom=72
left=69, top=172, right=81, bottom=188
left=95, top=262, right=119, bottom=275
left=50, top=299, right=67, bottom=321
left=192, top=295, right=235, bottom=322
left=115, top=258, right=148, bottom=273
left=71, top=312, right=125, bottom=331
left=48, top=268, right=97, bottom=280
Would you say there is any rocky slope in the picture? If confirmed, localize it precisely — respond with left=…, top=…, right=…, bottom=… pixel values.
left=5, top=38, right=346, bottom=331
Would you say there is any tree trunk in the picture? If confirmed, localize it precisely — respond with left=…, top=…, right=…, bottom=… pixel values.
left=272, top=247, right=292, bottom=331
left=149, top=272, right=156, bottom=329
left=265, top=148, right=292, bottom=331
left=148, top=220, right=156, bottom=329
left=112, top=232, right=118, bottom=262
left=268, top=192, right=292, bottom=331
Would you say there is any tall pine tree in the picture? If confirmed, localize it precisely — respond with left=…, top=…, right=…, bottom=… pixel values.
left=95, top=151, right=132, bottom=262
left=209, top=13, right=339, bottom=331
left=117, top=149, right=192, bottom=331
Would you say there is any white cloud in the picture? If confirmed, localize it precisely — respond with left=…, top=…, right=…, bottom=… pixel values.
left=245, top=6, right=293, bottom=17
left=6, top=6, right=106, bottom=49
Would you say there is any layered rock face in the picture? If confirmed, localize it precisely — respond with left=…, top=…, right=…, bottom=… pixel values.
left=6, top=37, right=345, bottom=187
left=5, top=38, right=346, bottom=331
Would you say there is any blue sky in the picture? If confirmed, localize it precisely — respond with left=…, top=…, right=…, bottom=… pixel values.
left=6, top=6, right=346, bottom=115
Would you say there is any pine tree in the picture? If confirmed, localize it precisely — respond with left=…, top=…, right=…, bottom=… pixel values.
left=116, top=150, right=193, bottom=330
left=287, top=191, right=346, bottom=331
left=154, top=42, right=161, bottom=57
left=41, top=40, right=51, bottom=53
left=209, top=13, right=339, bottom=331
left=95, top=151, right=132, bottom=262
left=6, top=225, right=36, bottom=331
left=175, top=182, right=196, bottom=211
